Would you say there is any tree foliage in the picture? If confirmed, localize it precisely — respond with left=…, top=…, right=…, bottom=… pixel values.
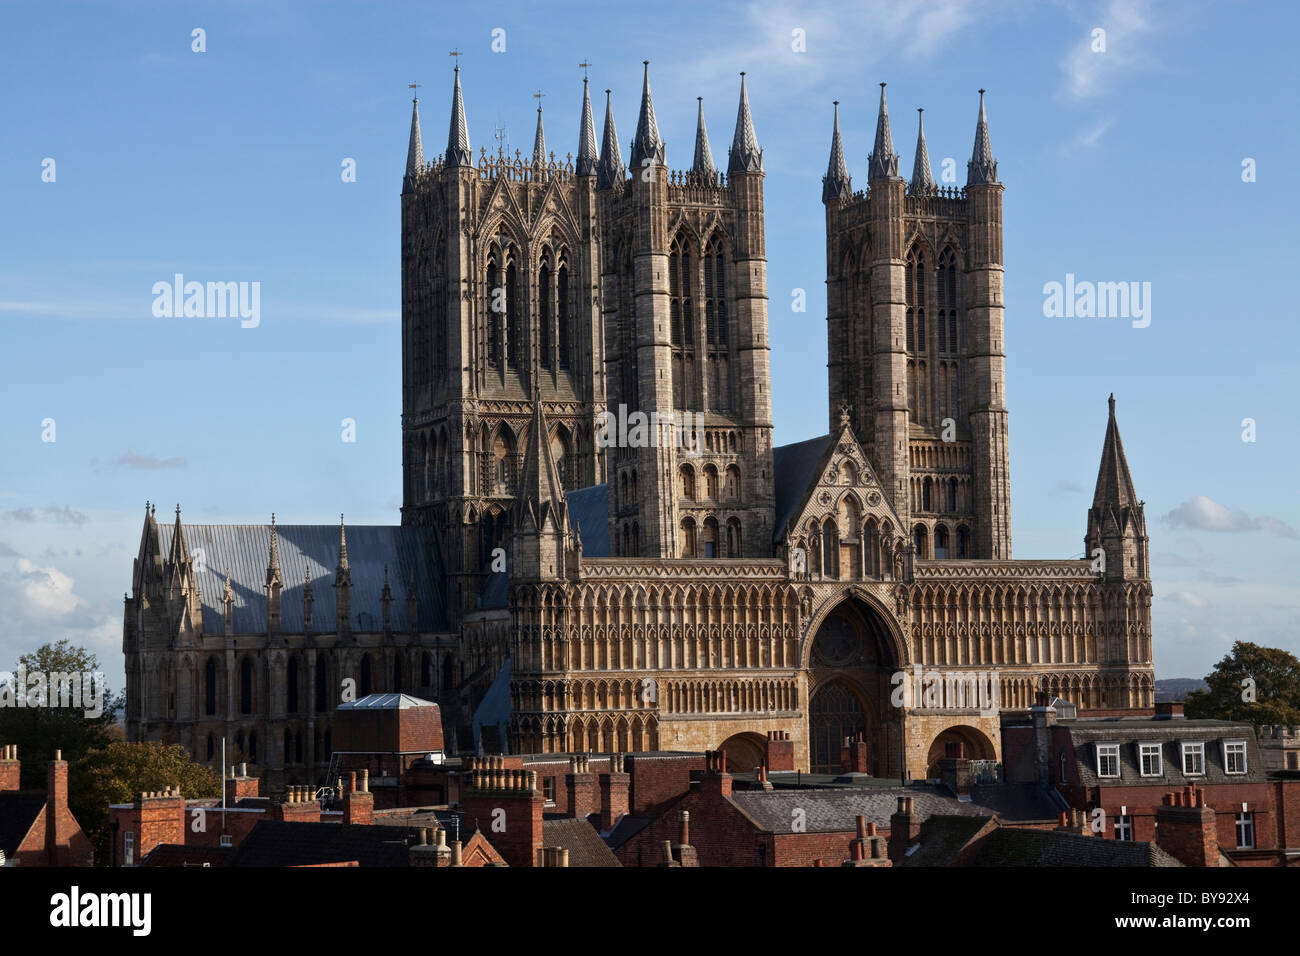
left=1183, top=641, right=1300, bottom=725
left=0, top=640, right=122, bottom=790
left=72, top=740, right=222, bottom=866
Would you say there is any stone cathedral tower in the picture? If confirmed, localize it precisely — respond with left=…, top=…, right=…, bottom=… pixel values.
left=824, top=86, right=1011, bottom=562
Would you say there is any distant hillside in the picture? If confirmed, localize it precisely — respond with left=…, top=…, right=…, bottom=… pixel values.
left=1155, top=678, right=1209, bottom=702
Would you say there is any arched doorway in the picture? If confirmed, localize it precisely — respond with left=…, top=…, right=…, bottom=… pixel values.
left=806, top=597, right=902, bottom=776
left=924, top=725, right=997, bottom=778
left=718, top=732, right=767, bottom=772
left=808, top=681, right=866, bottom=774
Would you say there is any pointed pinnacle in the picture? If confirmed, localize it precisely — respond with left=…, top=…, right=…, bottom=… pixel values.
left=823, top=100, right=851, bottom=203
left=630, top=61, right=665, bottom=169
left=446, top=66, right=472, bottom=167
left=728, top=72, right=762, bottom=174
left=693, top=97, right=715, bottom=174
left=868, top=82, right=899, bottom=180
left=577, top=77, right=598, bottom=176
left=967, top=88, right=998, bottom=186
left=532, top=103, right=547, bottom=167
left=597, top=89, right=624, bottom=189
left=910, top=108, right=934, bottom=194
left=403, top=97, right=425, bottom=193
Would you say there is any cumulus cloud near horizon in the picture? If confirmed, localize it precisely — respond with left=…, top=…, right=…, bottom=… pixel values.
left=1163, top=495, right=1297, bottom=539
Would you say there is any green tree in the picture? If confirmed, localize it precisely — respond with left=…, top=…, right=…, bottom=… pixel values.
left=0, top=640, right=123, bottom=789
left=72, top=740, right=222, bottom=866
left=1183, top=641, right=1300, bottom=724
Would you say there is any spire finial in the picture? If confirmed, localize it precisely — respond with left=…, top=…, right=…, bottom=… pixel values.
left=1108, top=392, right=1116, bottom=415
left=531, top=91, right=547, bottom=167
left=823, top=99, right=851, bottom=203
left=630, top=60, right=664, bottom=170
left=728, top=71, right=762, bottom=174
left=909, top=107, right=935, bottom=195
left=596, top=88, right=624, bottom=188
left=577, top=72, right=598, bottom=176
left=445, top=60, right=472, bottom=167
left=692, top=96, right=715, bottom=175
left=868, top=81, right=899, bottom=180
left=967, top=87, right=998, bottom=186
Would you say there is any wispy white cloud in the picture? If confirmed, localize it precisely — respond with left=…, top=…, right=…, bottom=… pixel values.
left=2, top=505, right=88, bottom=526
left=1163, top=495, right=1297, bottom=539
left=1058, top=0, right=1159, bottom=102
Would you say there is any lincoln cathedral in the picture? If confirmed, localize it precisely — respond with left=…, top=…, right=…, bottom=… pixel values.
left=123, top=63, right=1155, bottom=790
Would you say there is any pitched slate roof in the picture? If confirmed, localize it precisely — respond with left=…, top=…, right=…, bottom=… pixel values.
left=958, top=828, right=1182, bottom=867
left=542, top=817, right=622, bottom=867
left=566, top=484, right=610, bottom=557
left=227, top=820, right=425, bottom=867
left=159, top=523, right=447, bottom=634
left=0, top=792, right=44, bottom=856
left=896, top=814, right=997, bottom=867
left=1064, top=718, right=1264, bottom=787
left=967, top=783, right=1067, bottom=821
left=772, top=434, right=834, bottom=540
left=141, top=843, right=233, bottom=867
left=729, top=784, right=985, bottom=834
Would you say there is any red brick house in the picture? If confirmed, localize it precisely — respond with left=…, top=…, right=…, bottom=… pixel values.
left=0, top=745, right=95, bottom=866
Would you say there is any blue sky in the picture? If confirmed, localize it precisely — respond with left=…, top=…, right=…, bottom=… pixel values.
left=1, top=0, right=1297, bottom=690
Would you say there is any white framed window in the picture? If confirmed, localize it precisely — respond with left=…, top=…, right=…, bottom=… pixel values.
left=123, top=831, right=135, bottom=866
left=1235, top=811, right=1255, bottom=849
left=1182, top=742, right=1205, bottom=776
left=1096, top=743, right=1120, bottom=778
left=1223, top=740, right=1247, bottom=775
left=219, top=834, right=233, bottom=847
left=1139, top=743, right=1163, bottom=776
left=1114, top=815, right=1133, bottom=841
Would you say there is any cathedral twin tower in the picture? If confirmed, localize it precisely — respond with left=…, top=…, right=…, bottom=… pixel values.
left=401, top=66, right=1012, bottom=602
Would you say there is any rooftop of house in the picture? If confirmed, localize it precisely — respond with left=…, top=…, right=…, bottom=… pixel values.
left=226, top=820, right=427, bottom=868
left=542, top=816, right=622, bottom=867
left=0, top=792, right=46, bottom=857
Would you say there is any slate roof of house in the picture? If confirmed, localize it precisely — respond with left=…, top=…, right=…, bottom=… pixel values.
left=1063, top=718, right=1265, bottom=787
left=0, top=792, right=45, bottom=856
left=967, top=783, right=1068, bottom=821
left=772, top=434, right=834, bottom=540
left=957, top=827, right=1182, bottom=867
left=895, top=814, right=996, bottom=867
left=226, top=820, right=424, bottom=867
left=729, top=783, right=986, bottom=834
left=542, top=816, right=622, bottom=867
left=159, top=523, right=447, bottom=634
left=141, top=843, right=233, bottom=867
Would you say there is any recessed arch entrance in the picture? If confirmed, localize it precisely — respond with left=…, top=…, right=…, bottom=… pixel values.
left=806, top=596, right=902, bottom=776
left=717, top=732, right=767, bottom=772
left=924, top=725, right=997, bottom=777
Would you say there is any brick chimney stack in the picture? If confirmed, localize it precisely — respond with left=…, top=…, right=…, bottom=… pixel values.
left=461, top=756, right=544, bottom=867
left=565, top=754, right=598, bottom=819
left=344, top=770, right=374, bottom=826
left=224, top=763, right=259, bottom=805
left=276, top=785, right=322, bottom=823
left=659, top=810, right=699, bottom=867
left=1155, top=785, right=1219, bottom=867
left=844, top=816, right=891, bottom=867
left=765, top=731, right=795, bottom=772
left=598, top=753, right=629, bottom=832
left=888, top=796, right=919, bottom=862
left=841, top=732, right=870, bottom=774
left=46, top=750, right=71, bottom=865
left=700, top=749, right=732, bottom=798
left=1055, top=808, right=1091, bottom=836
left=409, top=826, right=452, bottom=867
left=0, top=745, right=19, bottom=792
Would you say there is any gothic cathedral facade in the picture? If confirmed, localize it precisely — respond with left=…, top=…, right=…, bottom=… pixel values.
left=123, top=64, right=1154, bottom=787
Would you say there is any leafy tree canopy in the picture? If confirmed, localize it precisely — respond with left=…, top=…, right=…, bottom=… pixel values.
left=1183, top=641, right=1300, bottom=725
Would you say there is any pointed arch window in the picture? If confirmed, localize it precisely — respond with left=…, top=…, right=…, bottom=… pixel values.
left=239, top=657, right=254, bottom=715
left=557, top=252, right=572, bottom=370
left=702, top=517, right=719, bottom=559
left=204, top=657, right=217, bottom=716
left=286, top=655, right=299, bottom=714
left=947, top=477, right=958, bottom=513
left=505, top=248, right=522, bottom=369
left=957, top=526, right=970, bottom=559
left=486, top=252, right=501, bottom=368
left=539, top=252, right=553, bottom=370
left=360, top=654, right=372, bottom=697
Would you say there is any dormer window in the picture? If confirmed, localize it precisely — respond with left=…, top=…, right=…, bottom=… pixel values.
left=1181, top=741, right=1205, bottom=776
left=1096, top=743, right=1119, bottom=778
left=1223, top=740, right=1247, bottom=775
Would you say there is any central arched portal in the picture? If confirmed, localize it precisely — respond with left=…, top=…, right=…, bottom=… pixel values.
left=807, top=598, right=901, bottom=776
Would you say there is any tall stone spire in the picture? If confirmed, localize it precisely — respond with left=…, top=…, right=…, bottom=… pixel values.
left=167, top=503, right=189, bottom=569
left=576, top=77, right=598, bottom=177
left=867, top=82, right=899, bottom=180
left=966, top=88, right=998, bottom=186
left=335, top=514, right=351, bottom=585
left=1092, top=394, right=1138, bottom=510
left=446, top=67, right=472, bottom=168
left=822, top=100, right=852, bottom=203
left=402, top=96, right=424, bottom=194
left=532, top=103, right=547, bottom=167
left=511, top=394, right=571, bottom=579
left=728, top=72, right=762, bottom=174
left=265, top=512, right=283, bottom=590
left=596, top=89, right=625, bottom=189
left=909, top=108, right=934, bottom=195
left=692, top=97, right=715, bottom=175
left=629, top=61, right=665, bottom=169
